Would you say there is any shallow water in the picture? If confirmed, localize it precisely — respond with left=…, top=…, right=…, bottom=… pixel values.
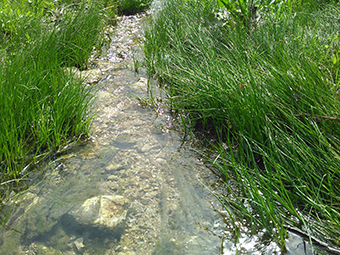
left=0, top=5, right=333, bottom=255
left=0, top=12, right=224, bottom=255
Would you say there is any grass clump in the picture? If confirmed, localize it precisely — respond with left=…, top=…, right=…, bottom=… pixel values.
left=0, top=0, right=154, bottom=228
left=144, top=0, right=340, bottom=252
left=0, top=0, right=119, bottom=223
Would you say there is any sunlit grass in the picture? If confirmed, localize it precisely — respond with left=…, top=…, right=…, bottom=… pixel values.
left=144, top=0, right=340, bottom=251
left=0, top=1, right=108, bottom=224
left=0, top=0, right=156, bottom=228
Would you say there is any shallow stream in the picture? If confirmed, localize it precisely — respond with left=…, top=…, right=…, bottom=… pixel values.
left=0, top=4, right=331, bottom=255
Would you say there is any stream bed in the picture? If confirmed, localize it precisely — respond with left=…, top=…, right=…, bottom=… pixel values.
left=0, top=5, right=330, bottom=255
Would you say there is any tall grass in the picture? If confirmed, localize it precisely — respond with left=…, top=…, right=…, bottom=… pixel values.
left=0, top=32, right=94, bottom=177
left=0, top=1, right=109, bottom=220
left=0, top=0, right=155, bottom=228
left=144, top=0, right=340, bottom=251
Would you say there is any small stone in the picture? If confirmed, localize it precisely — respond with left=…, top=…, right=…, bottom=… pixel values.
left=74, top=237, right=85, bottom=250
left=141, top=144, right=153, bottom=152
left=106, top=163, right=120, bottom=171
left=120, top=236, right=132, bottom=246
left=64, top=251, right=77, bottom=255
left=82, top=68, right=102, bottom=85
left=108, top=175, right=118, bottom=180
left=155, top=158, right=166, bottom=164
left=64, top=67, right=80, bottom=79
left=140, top=172, right=152, bottom=178
left=106, top=242, right=116, bottom=249
left=130, top=225, right=139, bottom=231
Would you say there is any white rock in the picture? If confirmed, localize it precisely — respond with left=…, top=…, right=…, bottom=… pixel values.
left=82, top=68, right=102, bottom=84
left=69, top=195, right=129, bottom=228
left=74, top=237, right=85, bottom=250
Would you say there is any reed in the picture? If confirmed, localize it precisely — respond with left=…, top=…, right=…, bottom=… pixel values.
left=0, top=0, right=156, bottom=227
left=144, top=0, right=340, bottom=251
left=0, top=0, right=110, bottom=219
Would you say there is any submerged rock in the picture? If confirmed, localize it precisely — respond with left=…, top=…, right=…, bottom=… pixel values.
left=82, top=68, right=103, bottom=85
left=74, top=237, right=85, bottom=250
left=69, top=195, right=129, bottom=228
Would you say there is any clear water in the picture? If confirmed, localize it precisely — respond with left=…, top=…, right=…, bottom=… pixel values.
left=0, top=13, right=225, bottom=255
left=0, top=6, right=334, bottom=255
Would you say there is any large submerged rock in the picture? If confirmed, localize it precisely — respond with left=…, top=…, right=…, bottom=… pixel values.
left=69, top=195, right=129, bottom=228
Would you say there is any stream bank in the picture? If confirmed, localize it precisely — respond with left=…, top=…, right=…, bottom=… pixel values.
left=0, top=3, right=331, bottom=255
left=0, top=11, right=226, bottom=255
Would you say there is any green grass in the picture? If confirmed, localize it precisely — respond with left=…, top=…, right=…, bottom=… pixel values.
left=0, top=0, right=154, bottom=229
left=144, top=0, right=340, bottom=251
left=0, top=1, right=109, bottom=174
left=0, top=0, right=112, bottom=225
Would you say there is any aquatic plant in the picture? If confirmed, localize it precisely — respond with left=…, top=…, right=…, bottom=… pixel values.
left=144, top=0, right=340, bottom=252
left=0, top=0, right=157, bottom=229
left=0, top=0, right=118, bottom=225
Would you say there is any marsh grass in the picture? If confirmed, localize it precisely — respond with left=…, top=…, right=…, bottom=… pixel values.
left=0, top=0, right=156, bottom=228
left=0, top=2, right=107, bottom=174
left=144, top=0, right=340, bottom=251
left=0, top=1, right=113, bottom=222
left=54, top=5, right=105, bottom=69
